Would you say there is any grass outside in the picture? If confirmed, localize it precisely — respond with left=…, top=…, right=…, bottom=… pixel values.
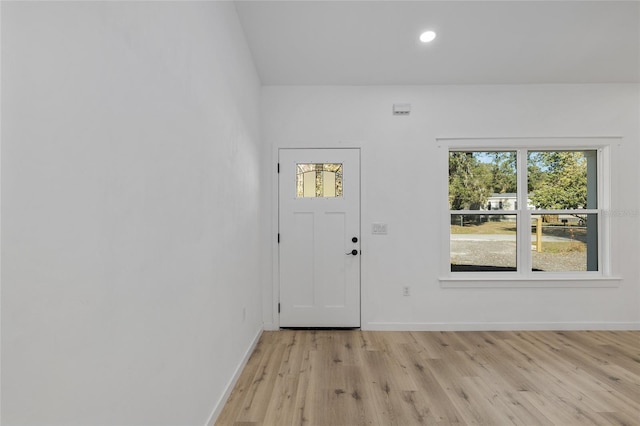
left=537, top=241, right=586, bottom=253
left=451, top=220, right=516, bottom=235
left=451, top=220, right=587, bottom=254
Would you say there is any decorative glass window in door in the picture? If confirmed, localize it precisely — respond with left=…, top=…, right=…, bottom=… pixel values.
left=296, top=163, right=343, bottom=198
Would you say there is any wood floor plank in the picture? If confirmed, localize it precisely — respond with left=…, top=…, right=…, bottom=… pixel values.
left=521, top=332, right=640, bottom=401
left=360, top=350, right=415, bottom=425
left=498, top=334, right=619, bottom=424
left=215, top=330, right=640, bottom=426
left=234, top=339, right=288, bottom=424
left=290, top=333, right=315, bottom=426
left=588, top=331, right=640, bottom=354
left=215, top=334, right=274, bottom=425
left=551, top=332, right=640, bottom=378
left=399, top=344, right=465, bottom=423
left=363, top=332, right=446, bottom=425
left=465, top=374, right=553, bottom=426
left=261, top=332, right=305, bottom=426
left=425, top=356, right=508, bottom=425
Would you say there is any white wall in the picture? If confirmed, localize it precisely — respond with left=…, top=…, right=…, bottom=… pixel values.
left=1, top=2, right=263, bottom=425
left=262, top=84, right=640, bottom=330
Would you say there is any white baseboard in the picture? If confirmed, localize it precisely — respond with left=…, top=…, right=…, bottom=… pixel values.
left=364, top=321, right=640, bottom=331
left=206, top=326, right=263, bottom=426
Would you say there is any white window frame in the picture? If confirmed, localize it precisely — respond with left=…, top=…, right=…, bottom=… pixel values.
left=438, top=137, right=621, bottom=288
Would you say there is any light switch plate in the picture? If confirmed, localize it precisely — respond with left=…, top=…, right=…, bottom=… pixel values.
left=372, top=223, right=388, bottom=235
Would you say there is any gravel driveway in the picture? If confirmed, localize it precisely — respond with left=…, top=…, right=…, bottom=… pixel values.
left=451, top=240, right=587, bottom=271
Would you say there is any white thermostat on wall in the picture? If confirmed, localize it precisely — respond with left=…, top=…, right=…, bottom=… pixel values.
left=392, top=103, right=411, bottom=116
left=372, top=223, right=388, bottom=235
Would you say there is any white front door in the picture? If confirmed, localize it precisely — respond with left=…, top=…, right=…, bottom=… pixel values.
left=279, top=148, right=360, bottom=327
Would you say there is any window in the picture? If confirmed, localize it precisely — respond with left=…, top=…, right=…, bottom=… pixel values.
left=296, top=163, right=343, bottom=198
left=447, top=144, right=605, bottom=278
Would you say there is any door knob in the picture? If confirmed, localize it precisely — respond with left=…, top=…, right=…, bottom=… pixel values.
left=346, top=249, right=359, bottom=256
left=352, top=237, right=358, bottom=243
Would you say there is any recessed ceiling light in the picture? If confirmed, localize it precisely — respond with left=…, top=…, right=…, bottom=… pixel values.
left=420, top=31, right=437, bottom=43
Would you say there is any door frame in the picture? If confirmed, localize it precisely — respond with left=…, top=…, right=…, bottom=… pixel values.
left=271, top=147, right=362, bottom=330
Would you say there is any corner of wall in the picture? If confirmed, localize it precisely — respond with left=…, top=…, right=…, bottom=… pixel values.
left=206, top=326, right=264, bottom=426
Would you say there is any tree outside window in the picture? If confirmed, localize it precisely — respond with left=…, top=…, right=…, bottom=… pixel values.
left=449, top=149, right=598, bottom=273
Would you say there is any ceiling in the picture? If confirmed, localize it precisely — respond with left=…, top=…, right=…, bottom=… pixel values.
left=235, top=1, right=640, bottom=85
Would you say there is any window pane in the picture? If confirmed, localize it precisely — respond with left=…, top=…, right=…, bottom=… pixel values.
left=531, top=214, right=598, bottom=272
left=449, top=151, right=517, bottom=210
left=296, top=163, right=343, bottom=198
left=450, top=214, right=517, bottom=272
left=527, top=150, right=597, bottom=210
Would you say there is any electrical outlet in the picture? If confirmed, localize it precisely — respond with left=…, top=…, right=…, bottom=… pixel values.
left=403, top=286, right=410, bottom=296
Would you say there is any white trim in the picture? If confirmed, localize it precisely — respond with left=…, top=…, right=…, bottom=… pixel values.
left=271, top=145, right=280, bottom=329
left=0, top=1, right=3, bottom=413
left=440, top=276, right=622, bottom=288
left=364, top=321, right=640, bottom=332
left=438, top=136, right=624, bottom=146
left=599, top=145, right=613, bottom=275
left=206, top=326, right=263, bottom=426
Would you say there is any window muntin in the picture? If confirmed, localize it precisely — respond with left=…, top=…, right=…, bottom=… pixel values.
left=296, top=163, right=343, bottom=198
left=448, top=148, right=601, bottom=274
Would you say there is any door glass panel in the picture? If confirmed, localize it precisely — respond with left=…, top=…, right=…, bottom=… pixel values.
left=297, top=163, right=343, bottom=198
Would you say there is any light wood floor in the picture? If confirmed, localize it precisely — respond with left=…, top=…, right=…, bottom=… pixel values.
left=215, top=330, right=640, bottom=426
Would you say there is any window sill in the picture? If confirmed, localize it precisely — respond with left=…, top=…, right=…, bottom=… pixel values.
left=440, top=275, right=622, bottom=288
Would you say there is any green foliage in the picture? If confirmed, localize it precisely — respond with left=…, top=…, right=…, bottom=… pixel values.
left=448, top=151, right=516, bottom=210
left=489, top=152, right=517, bottom=194
left=527, top=162, right=544, bottom=193
left=449, top=150, right=592, bottom=212
left=528, top=152, right=587, bottom=209
left=449, top=153, right=490, bottom=209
